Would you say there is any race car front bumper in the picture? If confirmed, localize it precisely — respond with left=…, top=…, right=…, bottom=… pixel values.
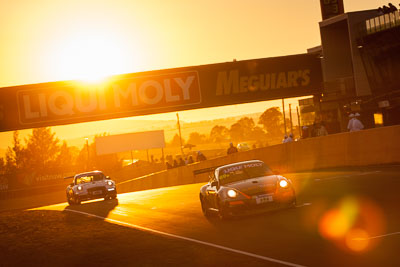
left=76, top=187, right=117, bottom=201
left=222, top=190, right=296, bottom=216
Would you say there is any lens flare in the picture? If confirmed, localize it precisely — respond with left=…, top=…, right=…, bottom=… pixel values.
left=345, top=228, right=370, bottom=252
left=319, top=209, right=351, bottom=239
left=318, top=197, right=358, bottom=240
left=317, top=196, right=386, bottom=253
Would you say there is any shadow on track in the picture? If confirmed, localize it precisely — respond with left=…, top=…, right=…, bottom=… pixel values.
left=63, top=198, right=119, bottom=220
left=203, top=203, right=302, bottom=228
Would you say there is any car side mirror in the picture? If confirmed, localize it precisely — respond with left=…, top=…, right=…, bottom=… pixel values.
left=106, top=176, right=111, bottom=180
left=211, top=181, right=218, bottom=187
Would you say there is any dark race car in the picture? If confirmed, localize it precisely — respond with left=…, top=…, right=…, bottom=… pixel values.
left=66, top=170, right=117, bottom=205
left=199, top=160, right=296, bottom=219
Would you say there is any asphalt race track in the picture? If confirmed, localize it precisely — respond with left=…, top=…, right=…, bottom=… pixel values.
left=36, top=165, right=400, bottom=267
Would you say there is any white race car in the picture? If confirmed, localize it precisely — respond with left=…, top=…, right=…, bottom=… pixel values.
left=66, top=171, right=117, bottom=205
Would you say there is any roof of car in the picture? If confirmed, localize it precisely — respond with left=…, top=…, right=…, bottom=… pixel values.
left=215, top=160, right=264, bottom=172
left=74, top=170, right=104, bottom=178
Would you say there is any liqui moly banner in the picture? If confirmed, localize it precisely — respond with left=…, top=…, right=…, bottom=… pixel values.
left=0, top=53, right=322, bottom=131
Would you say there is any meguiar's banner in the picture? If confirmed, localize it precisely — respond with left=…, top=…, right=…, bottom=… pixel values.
left=0, top=53, right=322, bottom=132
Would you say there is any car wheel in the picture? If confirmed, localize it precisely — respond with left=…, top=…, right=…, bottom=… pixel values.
left=74, top=196, right=81, bottom=205
left=67, top=194, right=75, bottom=205
left=217, top=199, right=230, bottom=220
left=67, top=197, right=74, bottom=205
left=285, top=196, right=297, bottom=209
left=291, top=196, right=297, bottom=208
left=200, top=196, right=211, bottom=217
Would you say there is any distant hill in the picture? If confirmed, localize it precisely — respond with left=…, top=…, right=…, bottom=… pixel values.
left=178, top=112, right=262, bottom=141
left=64, top=112, right=264, bottom=148
left=0, top=112, right=265, bottom=152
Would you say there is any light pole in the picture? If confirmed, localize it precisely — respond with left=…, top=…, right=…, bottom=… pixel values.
left=289, top=104, right=293, bottom=135
left=176, top=113, right=184, bottom=156
left=282, top=99, right=287, bottom=135
left=85, top=138, right=89, bottom=170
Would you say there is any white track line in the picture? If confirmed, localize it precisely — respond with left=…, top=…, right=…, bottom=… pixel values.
left=353, top=231, right=400, bottom=241
left=295, top=203, right=312, bottom=208
left=314, top=171, right=381, bottom=182
left=65, top=208, right=306, bottom=267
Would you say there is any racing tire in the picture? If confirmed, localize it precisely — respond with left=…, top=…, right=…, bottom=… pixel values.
left=291, top=197, right=297, bottom=208
left=217, top=199, right=231, bottom=220
left=67, top=197, right=74, bottom=205
left=289, top=190, right=297, bottom=208
left=67, top=194, right=76, bottom=205
left=74, top=196, right=81, bottom=205
left=285, top=196, right=297, bottom=209
left=200, top=196, right=211, bottom=217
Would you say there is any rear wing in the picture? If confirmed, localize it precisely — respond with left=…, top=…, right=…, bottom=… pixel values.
left=193, top=166, right=218, bottom=176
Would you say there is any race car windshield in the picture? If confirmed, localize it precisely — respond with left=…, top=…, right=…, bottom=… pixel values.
left=218, top=162, right=273, bottom=185
left=75, top=174, right=104, bottom=184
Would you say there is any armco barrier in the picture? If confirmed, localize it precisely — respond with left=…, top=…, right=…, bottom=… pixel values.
left=117, top=125, right=400, bottom=194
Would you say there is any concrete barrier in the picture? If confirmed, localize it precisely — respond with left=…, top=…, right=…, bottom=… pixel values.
left=117, top=125, right=400, bottom=194
left=0, top=183, right=68, bottom=200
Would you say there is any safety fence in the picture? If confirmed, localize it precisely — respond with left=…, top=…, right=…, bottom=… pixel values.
left=366, top=10, right=400, bottom=34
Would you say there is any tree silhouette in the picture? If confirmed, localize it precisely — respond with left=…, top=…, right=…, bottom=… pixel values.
left=258, top=107, right=284, bottom=139
left=249, top=126, right=267, bottom=142
left=0, top=157, right=4, bottom=172
left=237, top=117, right=255, bottom=137
left=168, top=133, right=184, bottom=147
left=75, top=145, right=89, bottom=172
left=209, top=125, right=229, bottom=143
left=229, top=117, right=255, bottom=142
left=25, top=127, right=60, bottom=172
left=5, top=131, right=27, bottom=173
left=56, top=141, right=76, bottom=172
left=229, top=122, right=243, bottom=142
left=187, top=132, right=207, bottom=145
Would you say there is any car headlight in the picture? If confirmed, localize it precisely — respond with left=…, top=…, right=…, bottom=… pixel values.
left=227, top=189, right=237, bottom=198
left=279, top=180, right=289, bottom=188
left=107, top=181, right=113, bottom=186
left=77, top=185, right=82, bottom=191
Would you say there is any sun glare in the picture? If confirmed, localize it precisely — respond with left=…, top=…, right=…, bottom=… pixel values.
left=53, top=30, right=131, bottom=83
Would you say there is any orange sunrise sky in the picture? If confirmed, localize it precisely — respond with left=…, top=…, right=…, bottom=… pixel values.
left=0, top=0, right=391, bottom=149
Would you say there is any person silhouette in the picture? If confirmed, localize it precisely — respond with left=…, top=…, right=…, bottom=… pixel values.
left=227, top=142, right=238, bottom=154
